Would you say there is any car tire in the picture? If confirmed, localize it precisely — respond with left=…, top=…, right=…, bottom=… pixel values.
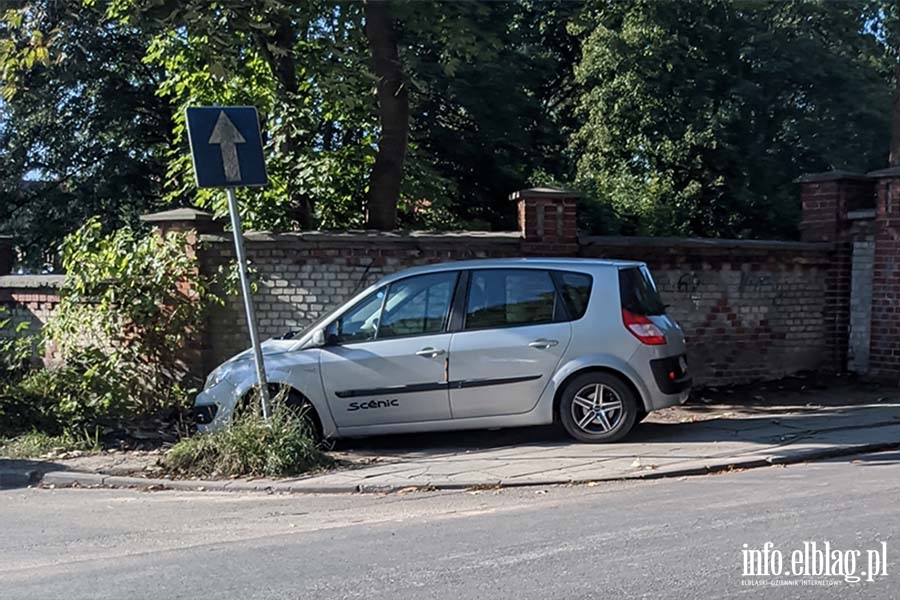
left=285, top=390, right=324, bottom=444
left=559, top=372, right=640, bottom=443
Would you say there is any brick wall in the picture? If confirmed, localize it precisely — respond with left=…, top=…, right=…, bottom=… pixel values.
left=199, top=231, right=522, bottom=376
left=797, top=172, right=876, bottom=374
left=867, top=168, right=900, bottom=378
left=580, top=238, right=830, bottom=385
left=193, top=229, right=832, bottom=387
left=0, top=275, right=63, bottom=361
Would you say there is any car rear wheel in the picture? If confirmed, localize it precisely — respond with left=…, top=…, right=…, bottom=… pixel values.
left=559, top=372, right=639, bottom=443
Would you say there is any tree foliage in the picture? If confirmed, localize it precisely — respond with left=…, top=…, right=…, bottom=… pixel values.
left=0, top=0, right=171, bottom=268
left=1, top=0, right=899, bottom=257
left=571, top=0, right=895, bottom=238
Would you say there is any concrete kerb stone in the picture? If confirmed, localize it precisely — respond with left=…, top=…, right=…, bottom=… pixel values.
left=18, top=439, right=899, bottom=495
left=40, top=471, right=107, bottom=488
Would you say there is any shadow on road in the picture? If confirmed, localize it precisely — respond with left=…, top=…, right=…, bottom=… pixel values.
left=0, top=459, right=69, bottom=489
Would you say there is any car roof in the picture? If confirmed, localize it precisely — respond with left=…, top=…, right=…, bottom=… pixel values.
left=379, top=257, right=646, bottom=284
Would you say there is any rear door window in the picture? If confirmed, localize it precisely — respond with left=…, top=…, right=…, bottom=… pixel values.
left=619, top=266, right=667, bottom=316
left=465, top=269, right=558, bottom=330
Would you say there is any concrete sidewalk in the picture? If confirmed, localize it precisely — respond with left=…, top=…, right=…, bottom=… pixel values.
left=7, top=400, right=900, bottom=494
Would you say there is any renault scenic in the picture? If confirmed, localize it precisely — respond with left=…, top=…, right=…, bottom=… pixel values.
left=194, top=258, right=691, bottom=443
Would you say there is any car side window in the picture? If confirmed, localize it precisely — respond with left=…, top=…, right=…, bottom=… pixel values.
left=330, top=289, right=385, bottom=343
left=465, top=269, right=557, bottom=330
left=378, top=272, right=458, bottom=339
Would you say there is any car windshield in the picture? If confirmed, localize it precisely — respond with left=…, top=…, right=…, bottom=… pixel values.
left=618, top=266, right=667, bottom=316
left=279, top=276, right=434, bottom=341
left=279, top=289, right=366, bottom=340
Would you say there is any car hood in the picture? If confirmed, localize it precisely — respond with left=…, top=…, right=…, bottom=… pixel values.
left=226, top=339, right=300, bottom=365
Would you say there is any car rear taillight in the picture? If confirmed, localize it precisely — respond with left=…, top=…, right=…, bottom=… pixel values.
left=622, top=308, right=667, bottom=345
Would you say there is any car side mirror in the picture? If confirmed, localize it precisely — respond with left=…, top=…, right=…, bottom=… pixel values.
left=310, top=328, right=326, bottom=347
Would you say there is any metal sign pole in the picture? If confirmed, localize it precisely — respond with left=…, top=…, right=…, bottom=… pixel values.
left=225, top=187, right=270, bottom=421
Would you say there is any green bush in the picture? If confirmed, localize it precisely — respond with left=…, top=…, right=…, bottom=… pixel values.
left=1, top=218, right=236, bottom=438
left=1, top=358, right=120, bottom=436
left=162, top=406, right=332, bottom=479
left=0, top=306, right=38, bottom=382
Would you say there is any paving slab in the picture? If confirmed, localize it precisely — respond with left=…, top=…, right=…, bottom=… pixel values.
left=277, top=402, right=900, bottom=491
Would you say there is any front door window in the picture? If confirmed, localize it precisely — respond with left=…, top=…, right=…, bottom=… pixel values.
left=321, top=271, right=459, bottom=427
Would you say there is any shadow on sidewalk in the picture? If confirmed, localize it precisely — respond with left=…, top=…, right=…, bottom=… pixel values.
left=330, top=403, right=900, bottom=457
left=0, top=459, right=69, bottom=489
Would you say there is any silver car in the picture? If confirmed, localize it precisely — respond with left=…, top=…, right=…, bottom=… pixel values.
left=195, top=258, right=691, bottom=443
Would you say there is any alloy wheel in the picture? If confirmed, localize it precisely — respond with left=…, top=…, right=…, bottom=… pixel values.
left=570, top=383, right=625, bottom=434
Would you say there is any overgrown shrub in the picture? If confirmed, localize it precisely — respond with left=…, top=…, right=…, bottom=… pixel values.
left=2, top=359, right=122, bottom=435
left=42, top=217, right=226, bottom=421
left=162, top=406, right=332, bottom=478
left=0, top=306, right=37, bottom=381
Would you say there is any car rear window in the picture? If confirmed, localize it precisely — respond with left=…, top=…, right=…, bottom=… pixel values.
left=619, top=266, right=667, bottom=316
left=551, top=271, right=593, bottom=320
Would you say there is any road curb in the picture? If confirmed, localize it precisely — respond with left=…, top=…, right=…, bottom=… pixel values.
left=22, top=439, right=900, bottom=495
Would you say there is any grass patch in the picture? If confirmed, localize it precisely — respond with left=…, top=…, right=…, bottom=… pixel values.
left=161, top=406, right=332, bottom=479
left=1, top=428, right=101, bottom=459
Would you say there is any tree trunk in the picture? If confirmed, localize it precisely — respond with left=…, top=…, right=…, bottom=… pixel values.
left=892, top=0, right=900, bottom=166
left=364, top=0, right=408, bottom=230
left=254, top=15, right=314, bottom=229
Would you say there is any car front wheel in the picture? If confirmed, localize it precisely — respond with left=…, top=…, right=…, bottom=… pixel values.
left=559, top=372, right=640, bottom=443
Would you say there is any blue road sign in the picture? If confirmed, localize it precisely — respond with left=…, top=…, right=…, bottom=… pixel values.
left=185, top=106, right=268, bottom=188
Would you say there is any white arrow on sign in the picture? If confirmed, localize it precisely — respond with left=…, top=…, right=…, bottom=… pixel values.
left=208, top=111, right=246, bottom=183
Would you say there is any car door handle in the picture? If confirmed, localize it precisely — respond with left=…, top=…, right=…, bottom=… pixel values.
left=528, top=339, right=559, bottom=349
left=416, top=347, right=446, bottom=358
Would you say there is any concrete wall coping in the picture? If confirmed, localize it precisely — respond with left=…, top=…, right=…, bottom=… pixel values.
left=795, top=170, right=869, bottom=183
left=509, top=186, right=580, bottom=200
left=140, top=208, right=216, bottom=223
left=579, top=235, right=831, bottom=253
left=867, top=166, right=900, bottom=179
left=0, top=274, right=65, bottom=289
left=200, top=230, right=523, bottom=245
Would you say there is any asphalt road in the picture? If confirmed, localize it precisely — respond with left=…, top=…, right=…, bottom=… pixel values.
left=2, top=451, right=898, bottom=600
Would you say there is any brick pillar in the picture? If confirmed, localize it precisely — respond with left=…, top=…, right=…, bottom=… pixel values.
left=139, top=208, right=223, bottom=383
left=0, top=236, right=13, bottom=275
left=865, top=167, right=900, bottom=380
left=510, top=187, right=579, bottom=256
left=797, top=171, right=874, bottom=373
